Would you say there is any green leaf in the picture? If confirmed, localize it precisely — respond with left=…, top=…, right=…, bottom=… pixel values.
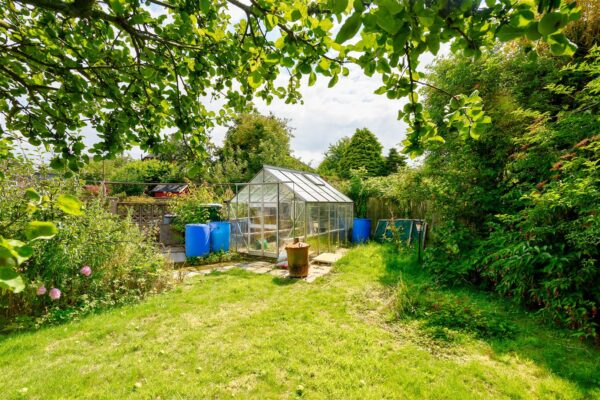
left=108, top=0, right=125, bottom=14
left=497, top=25, right=524, bottom=42
left=248, top=71, right=263, bottom=88
left=308, top=71, right=317, bottom=86
left=24, top=221, right=58, bottom=241
left=0, top=267, right=25, bottom=293
left=199, top=0, right=210, bottom=13
left=25, top=188, right=41, bottom=203
left=49, top=157, right=65, bottom=170
left=418, top=15, right=435, bottom=27
left=426, top=34, right=440, bottom=55
left=328, top=74, right=339, bottom=88
left=319, top=18, right=334, bottom=31
left=374, top=86, right=387, bottom=95
left=525, top=23, right=542, bottom=40
left=275, top=36, right=286, bottom=49
left=427, top=135, right=446, bottom=143
left=335, top=12, right=362, bottom=44
left=329, top=0, right=348, bottom=14
left=0, top=239, right=33, bottom=267
left=538, top=12, right=563, bottom=36
left=509, top=10, right=534, bottom=28
left=56, top=194, right=83, bottom=216
left=379, top=0, right=403, bottom=15
left=375, top=10, right=401, bottom=35
left=353, top=0, right=365, bottom=12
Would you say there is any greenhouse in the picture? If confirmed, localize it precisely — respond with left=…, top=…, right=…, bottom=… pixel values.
left=228, top=165, right=354, bottom=258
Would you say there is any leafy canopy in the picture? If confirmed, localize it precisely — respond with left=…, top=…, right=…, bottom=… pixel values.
left=340, top=127, right=384, bottom=178
left=216, top=113, right=308, bottom=182
left=0, top=0, right=580, bottom=166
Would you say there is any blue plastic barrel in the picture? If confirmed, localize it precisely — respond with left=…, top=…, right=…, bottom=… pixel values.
left=185, top=224, right=210, bottom=257
left=352, top=218, right=372, bottom=244
left=209, top=221, right=231, bottom=252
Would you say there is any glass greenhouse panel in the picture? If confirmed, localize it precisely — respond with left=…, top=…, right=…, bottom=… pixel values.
left=228, top=166, right=353, bottom=258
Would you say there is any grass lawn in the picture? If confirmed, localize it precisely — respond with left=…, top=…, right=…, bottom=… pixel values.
left=1, top=244, right=599, bottom=399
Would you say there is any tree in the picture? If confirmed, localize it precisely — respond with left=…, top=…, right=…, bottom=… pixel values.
left=109, top=159, right=184, bottom=195
left=0, top=0, right=581, bottom=169
left=339, top=128, right=384, bottom=178
left=216, top=113, right=308, bottom=182
left=383, top=147, right=407, bottom=175
left=317, top=136, right=350, bottom=178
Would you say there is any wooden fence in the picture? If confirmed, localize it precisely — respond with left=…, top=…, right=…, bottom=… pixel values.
left=365, top=197, right=438, bottom=233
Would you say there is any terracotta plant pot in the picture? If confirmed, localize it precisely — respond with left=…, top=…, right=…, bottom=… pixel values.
left=285, top=238, right=310, bottom=278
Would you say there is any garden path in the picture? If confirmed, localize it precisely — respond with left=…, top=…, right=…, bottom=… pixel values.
left=174, top=260, right=333, bottom=283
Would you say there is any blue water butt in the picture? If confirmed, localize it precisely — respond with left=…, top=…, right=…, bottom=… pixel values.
left=185, top=224, right=210, bottom=257
left=209, top=221, right=231, bottom=252
left=352, top=218, right=372, bottom=244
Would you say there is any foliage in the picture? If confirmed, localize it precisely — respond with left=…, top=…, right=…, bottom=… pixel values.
left=185, top=250, right=240, bottom=267
left=339, top=128, right=384, bottom=178
left=340, top=167, right=429, bottom=220
left=2, top=243, right=600, bottom=398
left=383, top=147, right=406, bottom=175
left=168, top=184, right=220, bottom=233
left=0, top=162, right=83, bottom=294
left=109, top=159, right=184, bottom=195
left=317, top=136, right=350, bottom=178
left=420, top=40, right=600, bottom=339
left=0, top=175, right=172, bottom=330
left=215, top=113, right=310, bottom=183
left=0, top=0, right=581, bottom=167
left=345, top=168, right=372, bottom=218
left=79, top=156, right=133, bottom=182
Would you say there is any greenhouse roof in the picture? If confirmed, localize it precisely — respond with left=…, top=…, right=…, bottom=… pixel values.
left=231, top=165, right=353, bottom=203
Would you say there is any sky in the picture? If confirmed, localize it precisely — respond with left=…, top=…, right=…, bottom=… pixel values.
left=91, top=52, right=441, bottom=168
left=197, top=3, right=445, bottom=167
left=12, top=3, right=445, bottom=168
left=208, top=57, right=441, bottom=167
left=210, top=66, right=409, bottom=167
left=146, top=2, right=445, bottom=167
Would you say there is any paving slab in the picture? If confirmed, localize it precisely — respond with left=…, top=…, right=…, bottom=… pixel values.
left=311, top=252, right=342, bottom=265
left=176, top=258, right=333, bottom=282
left=269, top=269, right=288, bottom=277
left=247, top=266, right=272, bottom=274
left=166, top=251, right=187, bottom=264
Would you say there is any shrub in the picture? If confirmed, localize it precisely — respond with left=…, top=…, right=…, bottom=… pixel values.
left=418, top=43, right=600, bottom=340
left=110, top=159, right=184, bottom=196
left=186, top=251, right=240, bottom=266
left=0, top=182, right=172, bottom=330
left=168, top=184, right=223, bottom=233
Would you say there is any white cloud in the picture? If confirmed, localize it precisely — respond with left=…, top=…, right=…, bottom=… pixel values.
left=210, top=48, right=448, bottom=168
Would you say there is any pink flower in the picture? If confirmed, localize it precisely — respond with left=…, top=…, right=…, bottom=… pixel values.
left=36, top=285, right=47, bottom=296
left=49, top=288, right=61, bottom=300
left=80, top=265, right=92, bottom=277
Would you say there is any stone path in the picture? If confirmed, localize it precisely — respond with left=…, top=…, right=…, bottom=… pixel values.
left=175, top=260, right=333, bottom=283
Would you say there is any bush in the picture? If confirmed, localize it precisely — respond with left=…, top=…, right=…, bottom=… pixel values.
left=0, top=179, right=172, bottom=330
left=186, top=251, right=241, bottom=266
left=110, top=159, right=184, bottom=196
left=168, top=184, right=223, bottom=233
left=417, top=43, right=600, bottom=340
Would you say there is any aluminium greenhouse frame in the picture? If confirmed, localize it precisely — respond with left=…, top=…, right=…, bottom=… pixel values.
left=227, top=166, right=354, bottom=258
